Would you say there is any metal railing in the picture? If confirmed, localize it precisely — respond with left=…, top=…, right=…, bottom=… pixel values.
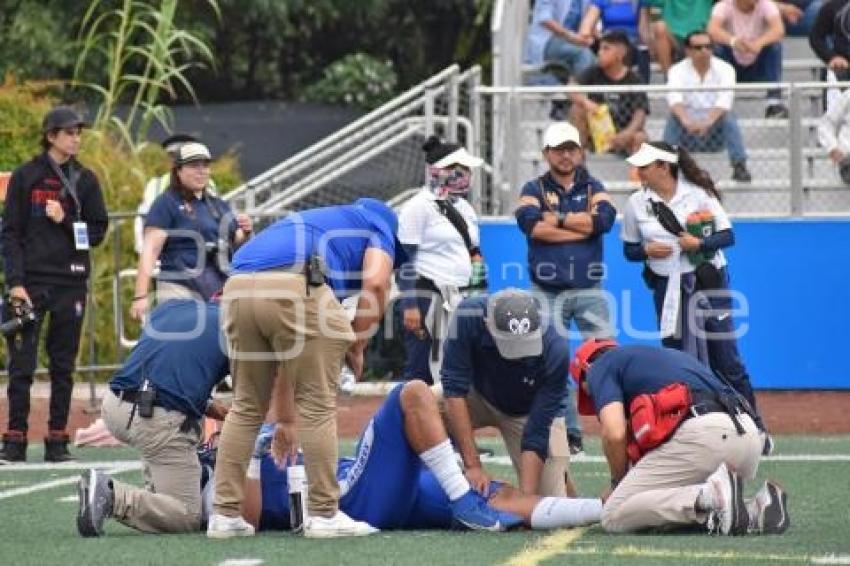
left=477, top=81, right=850, bottom=217
left=224, top=65, right=484, bottom=215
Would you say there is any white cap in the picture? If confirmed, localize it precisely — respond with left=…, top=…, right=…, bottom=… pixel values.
left=175, top=142, right=212, bottom=165
left=432, top=147, right=484, bottom=169
left=626, top=143, right=678, bottom=167
left=542, top=122, right=582, bottom=149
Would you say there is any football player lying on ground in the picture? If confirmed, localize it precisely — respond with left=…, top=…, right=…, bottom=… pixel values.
left=241, top=380, right=603, bottom=532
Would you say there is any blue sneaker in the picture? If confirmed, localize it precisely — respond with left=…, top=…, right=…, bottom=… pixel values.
left=449, top=490, right=521, bottom=531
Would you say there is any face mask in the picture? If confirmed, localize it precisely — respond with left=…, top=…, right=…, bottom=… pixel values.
left=427, top=165, right=471, bottom=198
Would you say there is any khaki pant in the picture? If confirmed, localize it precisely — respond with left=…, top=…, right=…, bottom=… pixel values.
left=449, top=389, right=569, bottom=497
left=601, top=412, right=762, bottom=533
left=101, top=390, right=202, bottom=533
left=213, top=273, right=354, bottom=518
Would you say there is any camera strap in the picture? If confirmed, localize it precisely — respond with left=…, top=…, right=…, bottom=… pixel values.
left=46, top=155, right=82, bottom=221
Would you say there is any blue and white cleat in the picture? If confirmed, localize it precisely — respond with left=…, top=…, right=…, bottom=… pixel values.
left=449, top=490, right=522, bottom=531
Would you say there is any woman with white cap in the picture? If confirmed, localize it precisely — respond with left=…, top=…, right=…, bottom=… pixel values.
left=396, top=136, right=485, bottom=385
left=131, top=141, right=252, bottom=320
left=621, top=141, right=767, bottom=443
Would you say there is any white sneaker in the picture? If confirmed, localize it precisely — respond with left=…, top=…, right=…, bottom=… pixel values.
left=304, top=510, right=378, bottom=538
left=206, top=514, right=255, bottom=539
left=704, top=463, right=747, bottom=536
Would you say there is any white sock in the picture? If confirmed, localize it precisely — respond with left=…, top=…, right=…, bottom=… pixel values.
left=530, top=497, right=603, bottom=530
left=419, top=439, right=470, bottom=501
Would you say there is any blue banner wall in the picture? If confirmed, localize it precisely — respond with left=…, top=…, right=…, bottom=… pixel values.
left=478, top=217, right=850, bottom=390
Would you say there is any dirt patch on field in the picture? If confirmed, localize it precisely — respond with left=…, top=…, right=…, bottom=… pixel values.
left=1, top=389, right=848, bottom=443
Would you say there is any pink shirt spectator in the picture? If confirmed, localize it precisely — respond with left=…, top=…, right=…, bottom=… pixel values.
left=710, top=0, right=780, bottom=66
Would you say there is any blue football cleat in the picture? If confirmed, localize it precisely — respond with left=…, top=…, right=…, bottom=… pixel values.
left=449, top=490, right=521, bottom=531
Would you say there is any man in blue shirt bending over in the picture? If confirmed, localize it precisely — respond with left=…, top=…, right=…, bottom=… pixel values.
left=440, top=289, right=572, bottom=499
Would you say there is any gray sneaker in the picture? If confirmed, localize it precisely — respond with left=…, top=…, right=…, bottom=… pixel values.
left=705, top=463, right=748, bottom=536
left=77, top=469, right=114, bottom=537
left=747, top=480, right=789, bottom=535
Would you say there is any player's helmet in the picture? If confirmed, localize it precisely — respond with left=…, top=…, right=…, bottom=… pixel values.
left=569, top=338, right=618, bottom=383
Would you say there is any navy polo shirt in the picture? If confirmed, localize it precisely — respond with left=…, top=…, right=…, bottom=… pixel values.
left=231, top=203, right=397, bottom=299
left=440, top=295, right=569, bottom=459
left=586, top=345, right=736, bottom=414
left=515, top=168, right=615, bottom=290
left=110, top=300, right=229, bottom=418
left=144, top=189, right=236, bottom=277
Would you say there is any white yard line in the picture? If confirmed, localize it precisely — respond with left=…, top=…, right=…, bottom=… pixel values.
left=0, top=460, right=140, bottom=472
left=0, top=462, right=140, bottom=500
left=812, top=556, right=850, bottom=565
left=482, top=454, right=850, bottom=465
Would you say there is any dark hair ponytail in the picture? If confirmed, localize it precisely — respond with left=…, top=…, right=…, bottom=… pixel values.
left=648, top=141, right=722, bottom=201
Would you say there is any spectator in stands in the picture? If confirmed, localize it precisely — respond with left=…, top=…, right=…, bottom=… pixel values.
left=708, top=0, right=788, bottom=119
left=664, top=30, right=753, bottom=182
left=396, top=136, right=484, bottom=386
left=131, top=142, right=252, bottom=320
left=524, top=0, right=596, bottom=80
left=569, top=30, right=650, bottom=155
left=645, top=0, right=716, bottom=74
left=809, top=0, right=850, bottom=110
left=776, top=0, right=822, bottom=36
left=578, top=0, right=652, bottom=81
left=134, top=134, right=217, bottom=255
left=514, top=122, right=617, bottom=456
left=816, top=84, right=850, bottom=183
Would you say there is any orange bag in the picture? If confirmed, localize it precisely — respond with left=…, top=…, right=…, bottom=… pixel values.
left=626, top=382, right=691, bottom=463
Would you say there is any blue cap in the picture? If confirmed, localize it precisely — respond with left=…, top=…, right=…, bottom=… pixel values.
left=355, top=197, right=408, bottom=269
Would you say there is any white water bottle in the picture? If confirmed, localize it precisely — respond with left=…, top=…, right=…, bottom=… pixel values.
left=287, top=465, right=308, bottom=533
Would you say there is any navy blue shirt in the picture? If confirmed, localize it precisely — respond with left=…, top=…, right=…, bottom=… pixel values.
left=515, top=168, right=616, bottom=290
left=144, top=189, right=237, bottom=279
left=231, top=203, right=397, bottom=299
left=440, top=295, right=569, bottom=459
left=110, top=300, right=229, bottom=418
left=587, top=345, right=737, bottom=414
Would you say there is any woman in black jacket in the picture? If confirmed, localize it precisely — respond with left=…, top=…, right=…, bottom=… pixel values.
left=0, top=106, right=109, bottom=463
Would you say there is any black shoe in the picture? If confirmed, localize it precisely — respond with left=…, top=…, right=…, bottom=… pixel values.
left=568, top=434, right=584, bottom=456
left=748, top=480, right=789, bottom=535
left=77, top=469, right=114, bottom=537
left=44, top=432, right=76, bottom=462
left=0, top=433, right=27, bottom=464
left=764, top=104, right=789, bottom=119
left=762, top=434, right=775, bottom=456
left=732, top=161, right=752, bottom=183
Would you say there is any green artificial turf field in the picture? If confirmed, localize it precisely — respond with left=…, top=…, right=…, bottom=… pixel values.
left=1, top=436, right=849, bottom=566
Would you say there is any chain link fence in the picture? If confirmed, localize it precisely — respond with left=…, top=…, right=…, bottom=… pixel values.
left=478, top=82, right=850, bottom=217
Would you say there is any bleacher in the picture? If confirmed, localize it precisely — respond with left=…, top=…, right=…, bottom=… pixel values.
left=504, top=37, right=850, bottom=218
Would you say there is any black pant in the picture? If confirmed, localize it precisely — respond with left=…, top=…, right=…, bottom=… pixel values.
left=5, top=284, right=87, bottom=433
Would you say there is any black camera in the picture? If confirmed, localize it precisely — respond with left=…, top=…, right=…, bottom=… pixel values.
left=0, top=300, right=39, bottom=337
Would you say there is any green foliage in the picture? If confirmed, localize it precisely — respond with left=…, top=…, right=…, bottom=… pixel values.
left=0, top=0, right=77, bottom=81
left=0, top=82, right=53, bottom=171
left=73, top=0, right=219, bottom=150
left=303, top=53, right=397, bottom=110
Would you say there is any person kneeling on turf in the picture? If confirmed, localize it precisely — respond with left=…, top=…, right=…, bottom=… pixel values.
left=76, top=298, right=230, bottom=536
left=570, top=339, right=789, bottom=535
left=240, top=380, right=603, bottom=532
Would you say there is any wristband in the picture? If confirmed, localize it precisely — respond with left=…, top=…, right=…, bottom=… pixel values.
left=557, top=212, right=567, bottom=229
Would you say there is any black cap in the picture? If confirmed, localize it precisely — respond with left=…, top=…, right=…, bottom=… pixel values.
left=42, top=106, right=88, bottom=133
left=484, top=289, right=543, bottom=360
left=422, top=135, right=483, bottom=168
left=161, top=133, right=198, bottom=150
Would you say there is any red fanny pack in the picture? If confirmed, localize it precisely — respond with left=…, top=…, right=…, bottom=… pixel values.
left=626, top=382, right=692, bottom=464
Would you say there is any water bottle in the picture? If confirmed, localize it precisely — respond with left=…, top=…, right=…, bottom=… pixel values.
left=685, top=212, right=705, bottom=266
left=700, top=210, right=716, bottom=261
left=287, top=465, right=308, bottom=533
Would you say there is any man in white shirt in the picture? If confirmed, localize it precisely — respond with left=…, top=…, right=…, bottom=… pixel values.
left=663, top=30, right=752, bottom=182
left=817, top=86, right=850, bottom=184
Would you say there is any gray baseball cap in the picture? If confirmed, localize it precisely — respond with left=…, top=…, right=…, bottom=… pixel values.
left=485, top=289, right=543, bottom=360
